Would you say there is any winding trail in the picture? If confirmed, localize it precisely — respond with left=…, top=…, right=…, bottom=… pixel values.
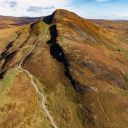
left=97, top=90, right=111, bottom=122
left=15, top=28, right=59, bottom=128
left=97, top=90, right=124, bottom=128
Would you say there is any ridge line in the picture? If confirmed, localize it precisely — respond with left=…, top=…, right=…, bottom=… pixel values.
left=15, top=27, right=59, bottom=128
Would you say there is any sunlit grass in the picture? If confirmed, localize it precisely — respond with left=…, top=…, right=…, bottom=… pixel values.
left=0, top=69, right=17, bottom=94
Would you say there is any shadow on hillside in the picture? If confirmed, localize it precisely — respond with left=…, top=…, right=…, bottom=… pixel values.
left=44, top=17, right=92, bottom=93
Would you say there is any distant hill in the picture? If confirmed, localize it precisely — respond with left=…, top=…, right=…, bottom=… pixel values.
left=0, top=16, right=39, bottom=29
left=90, top=19, right=128, bottom=34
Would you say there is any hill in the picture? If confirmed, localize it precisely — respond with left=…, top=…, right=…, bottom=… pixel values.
left=0, top=9, right=128, bottom=128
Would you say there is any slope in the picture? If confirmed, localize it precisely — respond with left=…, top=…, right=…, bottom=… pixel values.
left=0, top=9, right=128, bottom=128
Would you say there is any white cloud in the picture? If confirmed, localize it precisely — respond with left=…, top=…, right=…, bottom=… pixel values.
left=0, top=0, right=72, bottom=16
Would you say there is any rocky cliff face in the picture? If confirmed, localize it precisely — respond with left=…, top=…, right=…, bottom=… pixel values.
left=0, top=9, right=128, bottom=128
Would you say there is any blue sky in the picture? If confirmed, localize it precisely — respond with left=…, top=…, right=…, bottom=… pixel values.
left=68, top=0, right=128, bottom=19
left=0, top=0, right=128, bottom=19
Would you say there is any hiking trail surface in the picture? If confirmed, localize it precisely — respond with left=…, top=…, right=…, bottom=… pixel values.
left=15, top=28, right=59, bottom=128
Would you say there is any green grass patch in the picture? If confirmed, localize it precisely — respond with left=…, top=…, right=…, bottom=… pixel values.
left=0, top=68, right=17, bottom=94
left=124, top=74, right=128, bottom=82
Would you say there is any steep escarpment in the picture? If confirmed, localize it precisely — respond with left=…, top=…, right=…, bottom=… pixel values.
left=43, top=9, right=128, bottom=90
left=47, top=24, right=94, bottom=93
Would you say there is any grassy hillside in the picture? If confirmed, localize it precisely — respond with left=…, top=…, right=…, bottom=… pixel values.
left=0, top=9, right=127, bottom=128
